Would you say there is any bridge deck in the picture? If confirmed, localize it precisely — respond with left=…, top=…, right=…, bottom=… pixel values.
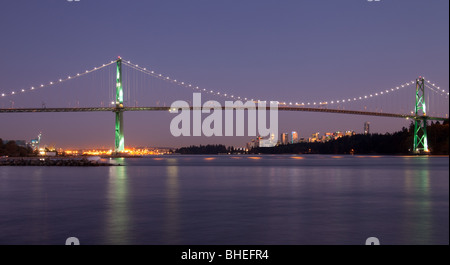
left=0, top=107, right=447, bottom=121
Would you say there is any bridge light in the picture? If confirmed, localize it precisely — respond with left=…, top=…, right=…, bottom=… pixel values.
left=50, top=82, right=53, bottom=85
left=11, top=92, right=15, bottom=95
left=1, top=94, right=4, bottom=97
left=21, top=89, right=25, bottom=92
left=31, top=87, right=34, bottom=90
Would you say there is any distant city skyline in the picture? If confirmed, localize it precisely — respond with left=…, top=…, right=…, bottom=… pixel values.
left=0, top=0, right=448, bottom=149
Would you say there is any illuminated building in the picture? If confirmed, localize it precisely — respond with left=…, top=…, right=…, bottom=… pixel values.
left=281, top=133, right=289, bottom=145
left=309, top=132, right=320, bottom=142
left=364, top=122, right=370, bottom=135
left=345, top=130, right=355, bottom=137
left=30, top=133, right=42, bottom=151
left=291, top=131, right=298, bottom=144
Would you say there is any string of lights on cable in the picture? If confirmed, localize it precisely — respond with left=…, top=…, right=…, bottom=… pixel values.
left=1, top=57, right=448, bottom=107
left=424, top=78, right=449, bottom=98
left=123, top=59, right=445, bottom=107
left=122, top=60, right=253, bottom=102
left=0, top=61, right=116, bottom=98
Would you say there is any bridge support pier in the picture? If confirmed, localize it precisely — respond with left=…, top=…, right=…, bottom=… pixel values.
left=115, top=110, right=124, bottom=153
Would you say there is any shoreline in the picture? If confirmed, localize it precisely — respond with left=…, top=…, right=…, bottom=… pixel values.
left=0, top=157, right=116, bottom=167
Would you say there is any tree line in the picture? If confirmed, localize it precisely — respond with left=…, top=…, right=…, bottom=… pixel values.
left=0, top=139, right=34, bottom=157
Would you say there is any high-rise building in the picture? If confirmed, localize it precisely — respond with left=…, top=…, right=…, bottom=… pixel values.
left=291, top=131, right=298, bottom=144
left=364, top=122, right=370, bottom=135
left=281, top=133, right=289, bottom=145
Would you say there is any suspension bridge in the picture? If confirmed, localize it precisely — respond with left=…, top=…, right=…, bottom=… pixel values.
left=1, top=57, right=448, bottom=154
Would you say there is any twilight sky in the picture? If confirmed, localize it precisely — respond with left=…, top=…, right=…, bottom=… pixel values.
left=0, top=0, right=448, bottom=149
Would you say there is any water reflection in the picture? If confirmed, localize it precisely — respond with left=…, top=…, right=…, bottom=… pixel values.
left=30, top=168, right=48, bottom=243
left=105, top=164, right=131, bottom=244
left=163, top=159, right=181, bottom=244
left=403, top=158, right=432, bottom=244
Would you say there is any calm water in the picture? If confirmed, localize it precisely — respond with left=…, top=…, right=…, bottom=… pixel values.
left=0, top=155, right=448, bottom=245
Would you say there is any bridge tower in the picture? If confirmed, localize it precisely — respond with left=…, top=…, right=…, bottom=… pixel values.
left=413, top=77, right=429, bottom=154
left=114, top=57, right=125, bottom=153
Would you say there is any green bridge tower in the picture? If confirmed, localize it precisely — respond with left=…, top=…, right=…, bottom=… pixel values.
left=413, top=77, right=429, bottom=154
left=114, top=57, right=125, bottom=153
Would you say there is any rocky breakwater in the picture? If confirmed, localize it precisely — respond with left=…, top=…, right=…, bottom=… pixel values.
left=0, top=157, right=116, bottom=167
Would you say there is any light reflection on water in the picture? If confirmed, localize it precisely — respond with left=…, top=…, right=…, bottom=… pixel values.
left=0, top=155, right=448, bottom=245
left=105, top=162, right=130, bottom=244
